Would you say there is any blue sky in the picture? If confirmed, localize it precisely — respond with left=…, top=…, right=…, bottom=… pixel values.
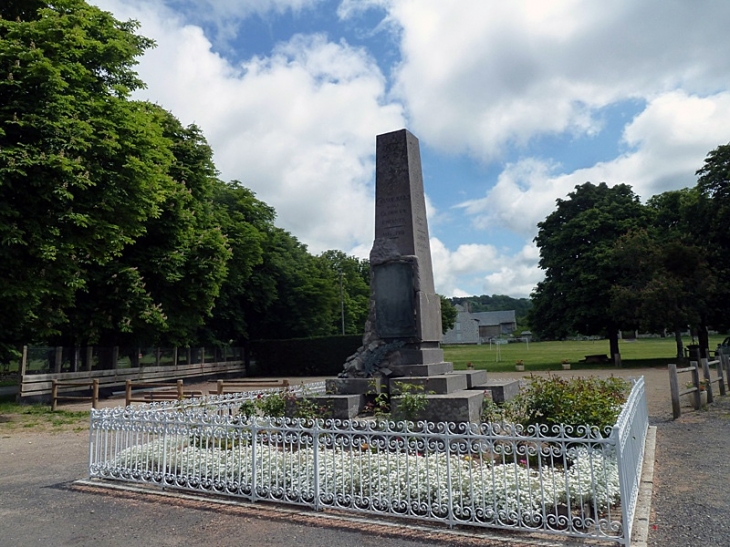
left=92, top=0, right=730, bottom=298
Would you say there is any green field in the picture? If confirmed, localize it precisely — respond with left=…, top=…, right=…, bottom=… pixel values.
left=444, top=335, right=727, bottom=372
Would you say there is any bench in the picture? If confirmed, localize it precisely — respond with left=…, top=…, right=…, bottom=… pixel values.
left=125, top=379, right=205, bottom=405
left=211, top=379, right=290, bottom=395
left=582, top=354, right=610, bottom=364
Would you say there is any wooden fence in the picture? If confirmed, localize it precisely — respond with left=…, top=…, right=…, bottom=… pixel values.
left=669, top=354, right=729, bottom=419
left=19, top=345, right=245, bottom=402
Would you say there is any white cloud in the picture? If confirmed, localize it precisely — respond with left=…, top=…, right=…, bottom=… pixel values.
left=385, top=0, right=730, bottom=161
left=93, top=0, right=405, bottom=254
left=430, top=238, right=542, bottom=298
left=457, top=91, right=730, bottom=238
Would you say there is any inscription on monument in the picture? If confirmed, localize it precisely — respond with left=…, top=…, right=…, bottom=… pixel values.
left=373, top=262, right=417, bottom=338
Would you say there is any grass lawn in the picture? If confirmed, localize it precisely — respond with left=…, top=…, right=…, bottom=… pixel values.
left=444, top=334, right=727, bottom=373
left=0, top=398, right=89, bottom=434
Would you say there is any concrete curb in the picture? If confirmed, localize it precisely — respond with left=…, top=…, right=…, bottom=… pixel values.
left=76, top=425, right=660, bottom=547
left=631, top=425, right=657, bottom=547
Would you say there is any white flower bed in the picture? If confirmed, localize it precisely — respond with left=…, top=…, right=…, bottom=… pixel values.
left=112, top=433, right=620, bottom=520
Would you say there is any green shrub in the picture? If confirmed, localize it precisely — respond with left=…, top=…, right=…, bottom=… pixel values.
left=486, top=375, right=630, bottom=435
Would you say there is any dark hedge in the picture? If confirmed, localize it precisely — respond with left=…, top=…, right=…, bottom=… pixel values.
left=249, top=335, right=362, bottom=377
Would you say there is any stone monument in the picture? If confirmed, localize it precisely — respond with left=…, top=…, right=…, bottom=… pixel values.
left=339, top=128, right=451, bottom=380
left=321, top=128, right=507, bottom=423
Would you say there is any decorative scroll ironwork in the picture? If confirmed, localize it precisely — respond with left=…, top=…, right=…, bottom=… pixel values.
left=89, top=379, right=647, bottom=546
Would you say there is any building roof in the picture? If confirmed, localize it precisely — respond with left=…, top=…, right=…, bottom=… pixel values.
left=468, top=310, right=516, bottom=326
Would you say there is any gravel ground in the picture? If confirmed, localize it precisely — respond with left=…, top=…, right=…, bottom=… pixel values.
left=2, top=367, right=729, bottom=546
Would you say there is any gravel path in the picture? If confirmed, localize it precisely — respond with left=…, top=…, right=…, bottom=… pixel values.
left=2, top=367, right=729, bottom=546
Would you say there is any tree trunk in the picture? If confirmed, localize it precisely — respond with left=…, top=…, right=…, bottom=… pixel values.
left=697, top=323, right=710, bottom=359
left=608, top=329, right=621, bottom=366
left=674, top=327, right=684, bottom=360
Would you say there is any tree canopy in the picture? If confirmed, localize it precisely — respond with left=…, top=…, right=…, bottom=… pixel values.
left=0, top=0, right=371, bottom=357
left=529, top=182, right=650, bottom=359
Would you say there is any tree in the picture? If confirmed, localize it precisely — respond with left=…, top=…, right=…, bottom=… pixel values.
left=696, top=142, right=730, bottom=343
left=609, top=226, right=715, bottom=359
left=0, top=0, right=167, bottom=353
left=529, top=182, right=651, bottom=361
left=317, top=250, right=370, bottom=335
left=59, top=110, right=231, bottom=347
left=200, top=181, right=270, bottom=346
left=439, top=295, right=457, bottom=334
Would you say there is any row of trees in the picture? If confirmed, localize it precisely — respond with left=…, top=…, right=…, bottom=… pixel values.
left=529, top=144, right=730, bottom=360
left=0, top=0, right=371, bottom=358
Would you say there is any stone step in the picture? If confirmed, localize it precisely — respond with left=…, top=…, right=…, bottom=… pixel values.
left=397, top=347, right=445, bottom=365
left=310, top=394, right=365, bottom=420
left=390, top=373, right=467, bottom=395
left=447, top=369, right=488, bottom=388
left=473, top=379, right=520, bottom=404
left=389, top=362, right=453, bottom=377
left=391, top=389, right=484, bottom=423
left=326, top=377, right=383, bottom=395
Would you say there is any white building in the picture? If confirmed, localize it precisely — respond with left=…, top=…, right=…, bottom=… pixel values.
left=442, top=304, right=517, bottom=344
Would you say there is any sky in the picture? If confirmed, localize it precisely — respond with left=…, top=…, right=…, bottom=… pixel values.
left=91, top=0, right=730, bottom=298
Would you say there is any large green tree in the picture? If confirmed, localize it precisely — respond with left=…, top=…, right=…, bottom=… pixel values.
left=529, top=182, right=650, bottom=361
left=0, top=0, right=236, bottom=353
left=0, top=0, right=169, bottom=353
left=59, top=110, right=231, bottom=347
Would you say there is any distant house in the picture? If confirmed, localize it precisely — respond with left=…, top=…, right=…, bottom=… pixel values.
left=442, top=304, right=517, bottom=344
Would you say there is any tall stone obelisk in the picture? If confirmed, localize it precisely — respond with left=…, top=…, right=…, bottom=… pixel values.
left=340, top=128, right=451, bottom=378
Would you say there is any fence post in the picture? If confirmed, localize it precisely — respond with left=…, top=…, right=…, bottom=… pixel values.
left=701, top=358, right=714, bottom=404
left=72, top=347, right=80, bottom=372
left=20, top=345, right=28, bottom=377
left=717, top=357, right=726, bottom=396
left=172, top=347, right=178, bottom=370
left=51, top=379, right=58, bottom=411
left=125, top=380, right=132, bottom=407
left=177, top=379, right=184, bottom=400
left=92, top=379, right=99, bottom=409
left=313, top=420, right=320, bottom=511
left=668, top=364, right=681, bottom=420
left=217, top=379, right=223, bottom=395
left=690, top=362, right=701, bottom=409
left=722, top=354, right=730, bottom=390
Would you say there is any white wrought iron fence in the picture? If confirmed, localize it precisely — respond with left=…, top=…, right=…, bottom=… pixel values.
left=89, top=378, right=648, bottom=546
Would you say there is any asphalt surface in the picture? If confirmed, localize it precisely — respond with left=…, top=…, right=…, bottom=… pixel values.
left=1, top=368, right=728, bottom=546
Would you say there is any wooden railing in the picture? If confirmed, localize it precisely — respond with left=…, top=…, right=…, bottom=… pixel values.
left=669, top=355, right=729, bottom=419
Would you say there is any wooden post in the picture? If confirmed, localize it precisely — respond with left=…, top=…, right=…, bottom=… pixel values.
left=125, top=379, right=132, bottom=406
left=54, top=346, right=63, bottom=373
left=701, top=358, right=714, bottom=404
left=177, top=379, right=184, bottom=400
left=20, top=345, right=28, bottom=377
left=92, top=379, right=99, bottom=409
left=717, top=358, right=726, bottom=396
left=112, top=346, right=119, bottom=369
left=51, top=379, right=58, bottom=411
left=718, top=354, right=730, bottom=388
left=690, top=361, right=701, bottom=410
left=199, top=347, right=205, bottom=365
left=172, top=347, right=178, bottom=370
left=669, top=364, right=681, bottom=420
left=217, top=379, right=224, bottom=395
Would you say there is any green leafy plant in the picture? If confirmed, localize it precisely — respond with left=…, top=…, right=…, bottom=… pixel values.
left=394, top=383, right=430, bottom=422
left=482, top=375, right=630, bottom=435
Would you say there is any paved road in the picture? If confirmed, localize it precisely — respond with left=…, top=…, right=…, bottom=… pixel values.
left=1, top=367, right=725, bottom=546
